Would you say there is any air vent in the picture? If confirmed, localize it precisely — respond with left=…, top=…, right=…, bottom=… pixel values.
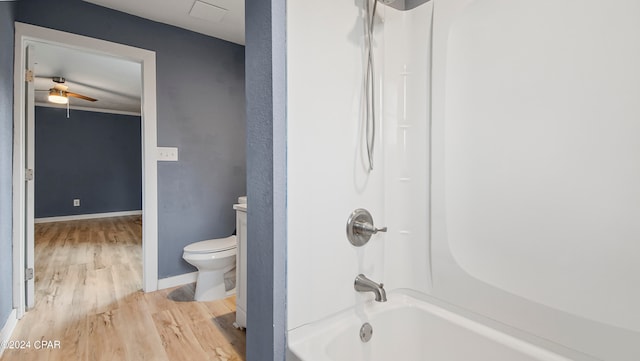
left=189, top=0, right=228, bottom=23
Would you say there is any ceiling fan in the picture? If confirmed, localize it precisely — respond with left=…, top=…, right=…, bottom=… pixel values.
left=36, top=77, right=98, bottom=104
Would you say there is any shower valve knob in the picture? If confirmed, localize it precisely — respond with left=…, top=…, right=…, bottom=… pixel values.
left=346, top=208, right=387, bottom=247
left=354, top=221, right=387, bottom=235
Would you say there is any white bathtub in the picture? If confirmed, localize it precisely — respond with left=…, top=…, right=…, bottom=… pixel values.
left=287, top=290, right=582, bottom=361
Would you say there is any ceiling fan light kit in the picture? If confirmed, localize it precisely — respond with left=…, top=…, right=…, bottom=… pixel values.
left=38, top=76, right=98, bottom=104
left=47, top=89, right=68, bottom=104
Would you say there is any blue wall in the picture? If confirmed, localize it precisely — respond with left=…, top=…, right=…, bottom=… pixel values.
left=34, top=107, right=142, bottom=218
left=0, top=0, right=16, bottom=331
left=16, top=0, right=246, bottom=278
left=245, top=0, right=287, bottom=359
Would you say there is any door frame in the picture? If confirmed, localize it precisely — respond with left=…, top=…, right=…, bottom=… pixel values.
left=12, top=22, right=159, bottom=317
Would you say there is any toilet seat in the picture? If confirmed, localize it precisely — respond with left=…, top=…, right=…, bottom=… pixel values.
left=184, top=235, right=237, bottom=254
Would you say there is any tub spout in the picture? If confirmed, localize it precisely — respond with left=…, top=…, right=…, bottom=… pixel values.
left=354, top=274, right=387, bottom=302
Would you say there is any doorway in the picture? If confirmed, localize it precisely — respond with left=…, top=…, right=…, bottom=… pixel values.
left=12, top=22, right=159, bottom=317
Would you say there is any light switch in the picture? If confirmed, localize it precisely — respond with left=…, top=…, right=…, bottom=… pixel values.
left=157, top=147, right=178, bottom=161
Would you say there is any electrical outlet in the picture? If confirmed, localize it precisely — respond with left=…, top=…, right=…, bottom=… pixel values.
left=73, top=199, right=80, bottom=207
left=157, top=147, right=178, bottom=161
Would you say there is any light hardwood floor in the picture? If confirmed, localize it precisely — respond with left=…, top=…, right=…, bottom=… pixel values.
left=1, top=216, right=245, bottom=361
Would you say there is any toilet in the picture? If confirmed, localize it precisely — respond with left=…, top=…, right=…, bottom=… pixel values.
left=182, top=235, right=237, bottom=301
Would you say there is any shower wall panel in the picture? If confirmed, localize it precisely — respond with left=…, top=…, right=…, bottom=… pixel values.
left=286, top=0, right=387, bottom=330
left=431, top=0, right=640, bottom=359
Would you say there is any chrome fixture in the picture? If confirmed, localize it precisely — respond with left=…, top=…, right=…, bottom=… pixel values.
left=360, top=322, right=374, bottom=342
left=354, top=274, right=387, bottom=302
left=378, top=0, right=432, bottom=11
left=346, top=208, right=387, bottom=247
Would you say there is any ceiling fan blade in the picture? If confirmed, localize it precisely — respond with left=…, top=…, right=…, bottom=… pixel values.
left=67, top=92, right=97, bottom=102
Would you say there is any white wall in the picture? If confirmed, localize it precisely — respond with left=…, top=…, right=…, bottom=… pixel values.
left=287, top=0, right=386, bottom=330
left=382, top=3, right=432, bottom=294
left=287, top=0, right=432, bottom=331
left=431, top=0, right=640, bottom=359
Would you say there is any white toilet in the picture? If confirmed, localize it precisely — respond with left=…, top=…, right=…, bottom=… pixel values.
left=182, top=235, right=237, bottom=301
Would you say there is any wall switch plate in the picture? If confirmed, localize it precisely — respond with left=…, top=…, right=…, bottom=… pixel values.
left=73, top=199, right=80, bottom=207
left=157, top=147, right=179, bottom=161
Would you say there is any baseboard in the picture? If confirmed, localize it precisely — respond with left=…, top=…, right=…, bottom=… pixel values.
left=34, top=210, right=143, bottom=224
left=157, top=272, right=198, bottom=290
left=0, top=309, right=18, bottom=358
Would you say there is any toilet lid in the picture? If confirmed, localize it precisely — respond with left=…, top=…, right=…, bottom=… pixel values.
left=184, top=235, right=237, bottom=254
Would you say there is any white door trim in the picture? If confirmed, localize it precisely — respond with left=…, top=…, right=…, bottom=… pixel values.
left=24, top=44, right=35, bottom=308
left=12, top=22, right=159, bottom=317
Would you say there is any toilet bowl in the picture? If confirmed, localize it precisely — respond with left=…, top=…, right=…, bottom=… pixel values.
left=182, top=235, right=237, bottom=301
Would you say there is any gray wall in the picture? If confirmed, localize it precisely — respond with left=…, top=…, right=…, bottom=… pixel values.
left=245, top=0, right=287, bottom=359
left=17, top=0, right=246, bottom=278
left=0, top=1, right=16, bottom=330
left=34, top=107, right=142, bottom=218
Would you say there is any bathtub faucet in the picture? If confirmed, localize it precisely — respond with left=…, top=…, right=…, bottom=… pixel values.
left=354, top=274, right=387, bottom=302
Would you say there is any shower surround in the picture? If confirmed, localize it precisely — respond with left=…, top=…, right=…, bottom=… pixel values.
left=286, top=0, right=640, bottom=360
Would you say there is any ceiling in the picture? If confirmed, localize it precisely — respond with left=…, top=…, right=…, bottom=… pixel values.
left=33, top=41, right=142, bottom=114
left=83, top=0, right=245, bottom=45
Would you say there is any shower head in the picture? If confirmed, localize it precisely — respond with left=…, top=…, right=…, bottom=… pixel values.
left=377, top=0, right=431, bottom=11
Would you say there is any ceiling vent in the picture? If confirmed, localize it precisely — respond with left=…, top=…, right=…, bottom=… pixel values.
left=189, top=0, right=228, bottom=23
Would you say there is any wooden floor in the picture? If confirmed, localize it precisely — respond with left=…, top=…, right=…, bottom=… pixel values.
left=1, top=216, right=245, bottom=361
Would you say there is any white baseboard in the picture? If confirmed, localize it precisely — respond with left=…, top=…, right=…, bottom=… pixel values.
left=0, top=309, right=17, bottom=358
left=157, top=272, right=198, bottom=290
left=34, top=210, right=142, bottom=224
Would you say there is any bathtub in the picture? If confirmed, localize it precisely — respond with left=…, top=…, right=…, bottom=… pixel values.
left=287, top=290, right=582, bottom=361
